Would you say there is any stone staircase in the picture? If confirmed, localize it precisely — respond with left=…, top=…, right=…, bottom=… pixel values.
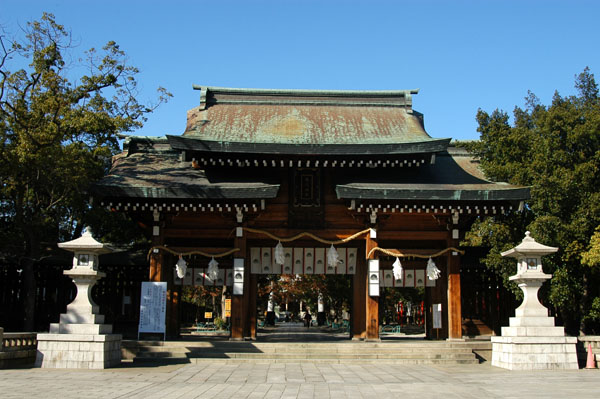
left=123, top=340, right=485, bottom=365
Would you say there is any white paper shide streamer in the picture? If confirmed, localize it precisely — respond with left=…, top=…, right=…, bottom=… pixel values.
left=426, top=257, right=441, bottom=280
left=327, top=244, right=341, bottom=269
left=208, top=257, right=219, bottom=280
left=392, top=257, right=403, bottom=281
left=274, top=241, right=285, bottom=265
left=175, top=256, right=187, bottom=279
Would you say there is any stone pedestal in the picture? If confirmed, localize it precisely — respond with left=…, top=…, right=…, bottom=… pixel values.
left=491, top=232, right=578, bottom=370
left=492, top=297, right=578, bottom=370
left=492, top=336, right=577, bottom=370
left=36, top=333, right=121, bottom=369
left=36, top=229, right=121, bottom=369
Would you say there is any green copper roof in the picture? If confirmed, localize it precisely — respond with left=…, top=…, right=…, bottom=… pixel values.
left=182, top=86, right=448, bottom=149
left=92, top=151, right=280, bottom=200
left=335, top=147, right=530, bottom=202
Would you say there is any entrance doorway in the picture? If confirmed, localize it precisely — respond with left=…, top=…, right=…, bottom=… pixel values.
left=379, top=287, right=426, bottom=338
left=255, top=274, right=352, bottom=342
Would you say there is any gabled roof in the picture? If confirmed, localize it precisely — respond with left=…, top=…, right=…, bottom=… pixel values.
left=181, top=86, right=449, bottom=154
left=92, top=87, right=529, bottom=205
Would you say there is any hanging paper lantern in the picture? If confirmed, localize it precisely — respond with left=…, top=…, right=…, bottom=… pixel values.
left=274, top=241, right=285, bottom=265
left=208, top=257, right=219, bottom=280
left=175, top=256, right=187, bottom=279
left=426, top=257, right=441, bottom=280
left=327, top=244, right=341, bottom=269
left=393, top=257, right=403, bottom=280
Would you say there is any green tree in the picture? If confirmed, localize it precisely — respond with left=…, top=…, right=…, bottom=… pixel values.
left=463, top=67, right=600, bottom=334
left=0, top=13, right=170, bottom=330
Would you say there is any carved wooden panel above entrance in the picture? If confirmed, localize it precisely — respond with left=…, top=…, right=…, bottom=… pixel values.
left=289, top=168, right=324, bottom=228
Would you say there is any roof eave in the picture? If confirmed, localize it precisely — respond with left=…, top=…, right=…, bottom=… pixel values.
left=335, top=186, right=531, bottom=202
left=167, top=135, right=451, bottom=156
left=90, top=184, right=280, bottom=200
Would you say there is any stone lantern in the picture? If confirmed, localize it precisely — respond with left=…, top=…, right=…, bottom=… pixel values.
left=36, top=228, right=122, bottom=369
left=491, top=232, right=578, bottom=370
left=503, top=231, right=556, bottom=323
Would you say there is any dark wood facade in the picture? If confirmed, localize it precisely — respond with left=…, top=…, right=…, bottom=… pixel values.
left=92, top=87, right=529, bottom=340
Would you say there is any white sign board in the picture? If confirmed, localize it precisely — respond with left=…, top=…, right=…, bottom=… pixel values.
left=138, top=281, right=167, bottom=339
left=433, top=303, right=442, bottom=329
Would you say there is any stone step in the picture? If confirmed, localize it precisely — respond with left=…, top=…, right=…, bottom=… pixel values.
left=192, top=358, right=480, bottom=365
left=134, top=350, right=475, bottom=359
left=123, top=340, right=482, bottom=349
left=127, top=340, right=481, bottom=365
left=133, top=346, right=474, bottom=355
left=133, top=356, right=478, bottom=365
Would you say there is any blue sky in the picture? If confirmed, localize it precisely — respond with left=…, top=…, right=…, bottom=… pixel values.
left=2, top=1, right=599, bottom=141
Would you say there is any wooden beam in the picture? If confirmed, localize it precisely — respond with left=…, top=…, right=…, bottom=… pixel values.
left=377, top=230, right=448, bottom=241
left=162, top=247, right=239, bottom=255
left=164, top=228, right=235, bottom=239
left=164, top=227, right=448, bottom=242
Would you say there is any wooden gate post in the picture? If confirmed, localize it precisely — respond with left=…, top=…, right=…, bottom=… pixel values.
left=447, top=235, right=462, bottom=340
left=352, top=246, right=367, bottom=340
left=231, top=228, right=247, bottom=340
left=365, top=231, right=379, bottom=341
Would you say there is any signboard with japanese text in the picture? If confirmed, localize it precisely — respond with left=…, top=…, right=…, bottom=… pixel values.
left=138, top=282, right=167, bottom=339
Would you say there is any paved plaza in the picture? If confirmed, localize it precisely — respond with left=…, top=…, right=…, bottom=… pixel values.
left=1, top=360, right=599, bottom=398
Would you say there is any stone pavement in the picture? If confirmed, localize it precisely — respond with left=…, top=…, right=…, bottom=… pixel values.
left=0, top=360, right=599, bottom=398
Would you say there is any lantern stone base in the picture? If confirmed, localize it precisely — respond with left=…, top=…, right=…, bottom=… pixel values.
left=491, top=334, right=578, bottom=370
left=36, top=333, right=121, bottom=369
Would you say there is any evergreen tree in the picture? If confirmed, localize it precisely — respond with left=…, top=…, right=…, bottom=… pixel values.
left=0, top=13, right=170, bottom=330
left=463, top=68, right=600, bottom=334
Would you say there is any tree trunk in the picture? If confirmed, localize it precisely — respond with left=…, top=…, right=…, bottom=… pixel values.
left=22, top=231, right=41, bottom=332
left=579, top=272, right=589, bottom=335
left=21, top=257, right=37, bottom=331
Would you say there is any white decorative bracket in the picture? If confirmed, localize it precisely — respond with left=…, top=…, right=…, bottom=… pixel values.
left=452, top=211, right=459, bottom=225
left=370, top=210, right=377, bottom=224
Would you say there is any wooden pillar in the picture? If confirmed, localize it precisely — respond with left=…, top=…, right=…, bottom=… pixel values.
left=247, top=273, right=258, bottom=339
left=149, top=229, right=164, bottom=282
left=241, top=250, right=251, bottom=339
left=447, top=236, right=462, bottom=339
left=427, top=257, right=447, bottom=339
left=231, top=229, right=247, bottom=340
left=148, top=220, right=179, bottom=338
left=365, top=232, right=379, bottom=341
left=166, top=269, right=180, bottom=338
left=352, top=246, right=366, bottom=340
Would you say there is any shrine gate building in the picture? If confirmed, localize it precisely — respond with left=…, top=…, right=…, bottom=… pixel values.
left=93, top=86, right=529, bottom=340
